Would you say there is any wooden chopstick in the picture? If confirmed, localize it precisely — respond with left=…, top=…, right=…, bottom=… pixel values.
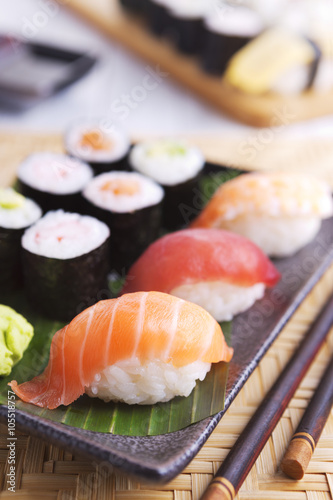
left=280, top=353, right=333, bottom=480
left=201, top=293, right=333, bottom=500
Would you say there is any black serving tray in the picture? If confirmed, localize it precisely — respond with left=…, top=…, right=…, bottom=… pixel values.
left=1, top=164, right=333, bottom=484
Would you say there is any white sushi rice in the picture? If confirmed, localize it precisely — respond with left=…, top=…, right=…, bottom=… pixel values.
left=65, top=120, right=130, bottom=163
left=0, top=189, right=42, bottom=229
left=220, top=214, right=321, bottom=258
left=85, top=358, right=211, bottom=405
left=17, top=153, right=93, bottom=195
left=129, top=139, right=205, bottom=186
left=171, top=281, right=266, bottom=322
left=83, top=171, right=164, bottom=213
left=22, top=210, right=110, bottom=259
left=204, top=6, right=263, bottom=36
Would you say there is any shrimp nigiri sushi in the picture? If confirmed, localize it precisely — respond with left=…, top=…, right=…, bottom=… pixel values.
left=121, top=229, right=280, bottom=321
left=9, top=292, right=233, bottom=407
left=191, top=172, right=333, bottom=257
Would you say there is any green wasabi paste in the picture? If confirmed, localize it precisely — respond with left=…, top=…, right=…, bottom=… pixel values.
left=0, top=305, right=34, bottom=377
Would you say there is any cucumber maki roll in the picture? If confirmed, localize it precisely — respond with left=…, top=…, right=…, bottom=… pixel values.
left=65, top=119, right=131, bottom=174
left=82, top=171, right=164, bottom=272
left=129, top=139, right=205, bottom=229
left=201, top=5, right=263, bottom=75
left=17, top=153, right=93, bottom=214
left=21, top=210, right=110, bottom=321
left=0, top=188, right=42, bottom=294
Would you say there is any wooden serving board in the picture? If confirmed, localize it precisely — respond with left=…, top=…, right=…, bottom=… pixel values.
left=60, top=0, right=333, bottom=127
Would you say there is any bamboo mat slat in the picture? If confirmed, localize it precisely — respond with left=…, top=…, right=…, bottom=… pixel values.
left=0, top=134, right=333, bottom=499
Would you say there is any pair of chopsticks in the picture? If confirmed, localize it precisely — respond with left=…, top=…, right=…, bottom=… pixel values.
left=201, top=293, right=333, bottom=500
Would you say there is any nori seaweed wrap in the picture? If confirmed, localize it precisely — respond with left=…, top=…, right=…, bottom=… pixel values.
left=0, top=189, right=42, bottom=295
left=201, top=7, right=263, bottom=75
left=167, top=1, right=207, bottom=55
left=146, top=0, right=171, bottom=37
left=119, top=0, right=148, bottom=16
left=82, top=171, right=164, bottom=272
left=21, top=211, right=110, bottom=321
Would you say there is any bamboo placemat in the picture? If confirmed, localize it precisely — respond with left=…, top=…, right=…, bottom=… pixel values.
left=0, top=133, right=332, bottom=499
left=58, top=0, right=333, bottom=127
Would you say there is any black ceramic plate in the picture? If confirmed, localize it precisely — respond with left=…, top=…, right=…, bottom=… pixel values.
left=1, top=165, right=333, bottom=484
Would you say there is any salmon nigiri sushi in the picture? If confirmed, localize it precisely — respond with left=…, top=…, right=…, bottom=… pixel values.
left=9, top=292, right=233, bottom=407
left=191, top=172, right=333, bottom=257
left=121, top=229, right=280, bottom=321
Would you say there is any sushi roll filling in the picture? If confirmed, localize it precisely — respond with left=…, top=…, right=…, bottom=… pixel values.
left=0, top=189, right=25, bottom=209
left=79, top=129, right=114, bottom=152
left=100, top=178, right=140, bottom=196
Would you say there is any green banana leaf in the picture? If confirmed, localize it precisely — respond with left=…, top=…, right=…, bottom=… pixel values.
left=0, top=291, right=232, bottom=436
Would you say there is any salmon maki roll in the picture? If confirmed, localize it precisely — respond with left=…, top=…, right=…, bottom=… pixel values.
left=191, top=172, right=333, bottom=257
left=9, top=292, right=232, bottom=407
left=122, top=229, right=280, bottom=321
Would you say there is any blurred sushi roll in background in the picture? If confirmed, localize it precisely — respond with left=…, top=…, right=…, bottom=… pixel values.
left=82, top=171, right=164, bottom=271
left=65, top=119, right=131, bottom=174
left=224, top=28, right=322, bottom=95
left=119, top=0, right=148, bottom=16
left=201, top=4, right=263, bottom=75
left=191, top=172, right=333, bottom=258
left=0, top=189, right=42, bottom=294
left=21, top=211, right=110, bottom=321
left=122, top=228, right=280, bottom=321
left=17, top=153, right=93, bottom=214
left=166, top=0, right=208, bottom=55
left=129, top=138, right=205, bottom=229
left=146, top=0, right=171, bottom=37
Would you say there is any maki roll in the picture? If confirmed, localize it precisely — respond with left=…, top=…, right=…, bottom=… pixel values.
left=0, top=188, right=42, bottom=294
left=82, top=171, right=164, bottom=271
left=21, top=211, right=110, bottom=321
left=119, top=0, right=148, bottom=16
left=10, top=292, right=233, bottom=408
left=167, top=0, right=209, bottom=55
left=17, top=153, right=93, bottom=214
left=122, top=229, right=280, bottom=322
left=201, top=5, right=263, bottom=75
left=191, top=172, right=333, bottom=258
left=129, top=138, right=205, bottom=229
left=146, top=0, right=171, bottom=37
left=224, top=28, right=322, bottom=95
left=65, top=119, right=131, bottom=174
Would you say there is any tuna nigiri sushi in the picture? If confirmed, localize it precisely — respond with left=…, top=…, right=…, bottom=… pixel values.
left=121, top=229, right=280, bottom=321
left=9, top=292, right=232, bottom=407
left=191, top=172, right=333, bottom=257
